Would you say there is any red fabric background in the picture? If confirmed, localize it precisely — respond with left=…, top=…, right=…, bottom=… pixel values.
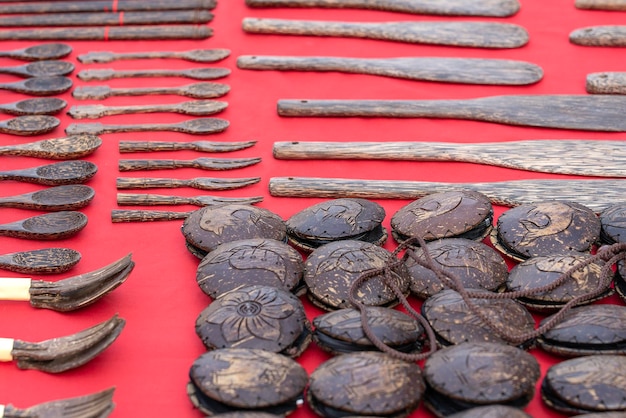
left=0, top=1, right=624, bottom=417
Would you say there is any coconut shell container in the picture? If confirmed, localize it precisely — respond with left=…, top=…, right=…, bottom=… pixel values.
left=390, top=190, right=493, bottom=244
left=303, top=239, right=411, bottom=311
left=491, top=200, right=600, bottom=261
left=422, top=341, right=540, bottom=417
left=181, top=204, right=287, bottom=259
left=599, top=202, right=626, bottom=245
left=195, top=238, right=305, bottom=298
left=187, top=348, right=308, bottom=416
left=312, top=306, right=424, bottom=355
left=285, top=197, right=387, bottom=252
left=307, top=351, right=425, bottom=418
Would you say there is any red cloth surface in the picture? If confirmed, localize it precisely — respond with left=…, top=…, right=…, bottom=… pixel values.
left=0, top=1, right=624, bottom=417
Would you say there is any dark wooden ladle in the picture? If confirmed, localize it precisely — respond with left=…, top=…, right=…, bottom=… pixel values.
left=68, top=100, right=227, bottom=119
left=72, top=82, right=229, bottom=100
left=0, top=135, right=102, bottom=159
left=0, top=60, right=74, bottom=78
left=0, top=247, right=80, bottom=274
left=0, top=43, right=72, bottom=61
left=65, top=118, right=229, bottom=135
left=77, top=48, right=230, bottom=64
left=0, top=161, right=98, bottom=185
left=0, top=211, right=87, bottom=240
left=0, top=115, right=59, bottom=135
left=0, top=76, right=73, bottom=96
left=0, top=184, right=95, bottom=211
left=0, top=97, right=67, bottom=115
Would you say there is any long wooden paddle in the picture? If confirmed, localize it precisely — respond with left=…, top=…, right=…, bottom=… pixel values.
left=242, top=18, right=529, bottom=48
left=237, top=56, right=543, bottom=85
left=277, top=95, right=626, bottom=131
left=244, top=0, right=521, bottom=16
left=273, top=140, right=626, bottom=177
left=269, top=177, right=626, bottom=212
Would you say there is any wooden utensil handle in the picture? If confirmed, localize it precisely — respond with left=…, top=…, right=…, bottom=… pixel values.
left=119, top=141, right=193, bottom=152
left=575, top=0, right=626, bottom=10
left=117, top=193, right=193, bottom=206
left=119, top=160, right=190, bottom=171
left=0, top=0, right=216, bottom=14
left=242, top=18, right=528, bottom=48
left=244, top=0, right=520, bottom=16
left=570, top=25, right=626, bottom=46
left=586, top=72, right=626, bottom=94
left=278, top=99, right=463, bottom=118
left=111, top=209, right=192, bottom=222
left=0, top=25, right=212, bottom=40
left=116, top=177, right=188, bottom=189
left=0, top=10, right=213, bottom=27
left=269, top=177, right=623, bottom=212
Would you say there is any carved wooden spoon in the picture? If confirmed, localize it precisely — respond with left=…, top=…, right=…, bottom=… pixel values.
left=1, top=315, right=124, bottom=373
left=0, top=135, right=102, bottom=159
left=0, top=115, right=59, bottom=135
left=0, top=388, right=115, bottom=417
left=77, top=48, right=230, bottom=64
left=77, top=67, right=230, bottom=81
left=0, top=60, right=74, bottom=78
left=116, top=176, right=261, bottom=190
left=0, top=185, right=95, bottom=211
left=72, top=82, right=229, bottom=100
left=0, top=97, right=67, bottom=115
left=0, top=211, right=87, bottom=240
left=119, top=140, right=256, bottom=153
left=0, top=76, right=73, bottom=95
left=65, top=118, right=229, bottom=135
left=0, top=161, right=98, bottom=185
left=0, top=43, right=72, bottom=61
left=0, top=248, right=80, bottom=274
left=68, top=100, right=227, bottom=119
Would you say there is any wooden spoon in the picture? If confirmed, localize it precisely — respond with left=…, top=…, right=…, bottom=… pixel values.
left=0, top=388, right=114, bottom=417
left=77, top=48, right=230, bottom=64
left=72, top=82, right=229, bottom=100
left=117, top=193, right=263, bottom=206
left=277, top=95, right=626, bottom=132
left=65, top=118, right=229, bottom=135
left=0, top=60, right=74, bottom=78
left=0, top=135, right=102, bottom=159
left=77, top=67, right=230, bottom=81
left=118, top=157, right=262, bottom=171
left=0, top=211, right=87, bottom=240
left=119, top=140, right=256, bottom=153
left=576, top=0, right=626, bottom=10
left=0, top=161, right=98, bottom=185
left=0, top=185, right=95, bottom=211
left=0, top=43, right=72, bottom=61
left=242, top=18, right=529, bottom=48
left=244, top=0, right=521, bottom=17
left=0, top=115, right=59, bottom=136
left=273, top=139, right=626, bottom=177
left=68, top=100, right=227, bottom=119
left=116, top=176, right=261, bottom=190
left=237, top=55, right=543, bottom=85
left=0, top=97, right=67, bottom=116
left=0, top=247, right=80, bottom=274
left=0, top=76, right=72, bottom=96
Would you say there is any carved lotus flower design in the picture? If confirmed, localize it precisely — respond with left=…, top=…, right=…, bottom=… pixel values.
left=209, top=287, right=295, bottom=343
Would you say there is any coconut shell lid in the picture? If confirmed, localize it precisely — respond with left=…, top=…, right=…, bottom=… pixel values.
left=600, top=203, right=626, bottom=245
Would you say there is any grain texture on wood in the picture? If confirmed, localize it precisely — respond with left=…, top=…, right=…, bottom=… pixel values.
left=0, top=10, right=213, bottom=27
left=575, top=0, right=626, bottom=10
left=0, top=25, right=212, bottom=41
left=111, top=209, right=193, bottom=222
left=77, top=67, right=230, bottom=81
left=242, top=18, right=529, bottom=48
left=570, top=26, right=626, bottom=46
left=237, top=55, right=542, bottom=85
left=0, top=161, right=97, bottom=185
left=77, top=48, right=230, bottom=64
left=72, top=82, right=229, bottom=100
left=68, top=101, right=227, bottom=119
left=0, top=43, right=71, bottom=61
left=118, top=157, right=262, bottom=171
left=586, top=72, right=626, bottom=94
left=277, top=95, right=626, bottom=131
left=273, top=140, right=626, bottom=177
left=119, top=140, right=255, bottom=153
left=115, top=177, right=261, bottom=190
left=0, top=135, right=102, bottom=159
left=65, top=119, right=229, bottom=136
left=0, top=0, right=216, bottom=14
left=245, top=0, right=520, bottom=16
left=269, top=177, right=626, bottom=212
left=116, top=193, right=262, bottom=206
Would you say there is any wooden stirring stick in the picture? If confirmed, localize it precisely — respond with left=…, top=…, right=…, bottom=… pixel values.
left=77, top=48, right=230, bottom=64
left=72, top=82, right=229, bottom=100
left=77, top=67, right=230, bottom=81
left=68, top=100, right=227, bottom=119
left=65, top=119, right=229, bottom=136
